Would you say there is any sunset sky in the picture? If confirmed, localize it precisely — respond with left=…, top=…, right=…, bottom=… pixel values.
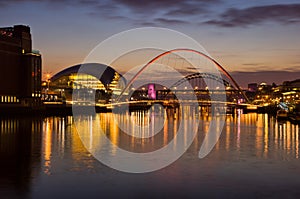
left=1, top=0, right=300, bottom=87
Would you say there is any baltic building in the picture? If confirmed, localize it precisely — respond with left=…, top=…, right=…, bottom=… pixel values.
left=0, top=25, right=41, bottom=106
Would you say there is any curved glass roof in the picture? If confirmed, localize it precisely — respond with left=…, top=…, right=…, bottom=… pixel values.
left=51, top=63, right=124, bottom=86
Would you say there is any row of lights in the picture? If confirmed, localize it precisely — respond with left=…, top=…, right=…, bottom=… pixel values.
left=31, top=93, right=41, bottom=97
left=0, top=96, right=19, bottom=103
left=131, top=86, right=228, bottom=90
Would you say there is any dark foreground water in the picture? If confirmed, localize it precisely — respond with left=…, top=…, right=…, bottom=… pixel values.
left=1, top=109, right=300, bottom=199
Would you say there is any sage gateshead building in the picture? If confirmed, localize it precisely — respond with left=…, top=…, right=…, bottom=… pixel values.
left=0, top=25, right=42, bottom=106
left=46, top=63, right=126, bottom=104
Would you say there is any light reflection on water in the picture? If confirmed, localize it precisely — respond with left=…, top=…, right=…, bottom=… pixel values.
left=0, top=110, right=300, bottom=198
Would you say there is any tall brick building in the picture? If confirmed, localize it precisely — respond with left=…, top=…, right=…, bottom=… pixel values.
left=0, top=25, right=41, bottom=106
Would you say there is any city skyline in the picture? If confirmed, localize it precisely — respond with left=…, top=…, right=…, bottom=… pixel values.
left=0, top=0, right=300, bottom=86
left=2, top=2, right=300, bottom=197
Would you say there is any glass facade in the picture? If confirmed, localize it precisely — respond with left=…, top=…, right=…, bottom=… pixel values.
left=46, top=64, right=126, bottom=103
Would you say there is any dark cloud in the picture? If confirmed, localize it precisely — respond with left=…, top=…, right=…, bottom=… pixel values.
left=112, top=0, right=182, bottom=10
left=86, top=0, right=219, bottom=26
left=0, top=0, right=82, bottom=8
left=136, top=21, right=159, bottom=26
left=0, top=0, right=220, bottom=26
left=88, top=3, right=123, bottom=18
left=112, top=0, right=219, bottom=11
left=112, top=0, right=220, bottom=19
left=106, top=0, right=221, bottom=26
left=78, top=0, right=99, bottom=5
left=1, top=0, right=69, bottom=3
left=204, top=4, right=300, bottom=27
left=166, top=7, right=207, bottom=17
left=154, top=18, right=188, bottom=25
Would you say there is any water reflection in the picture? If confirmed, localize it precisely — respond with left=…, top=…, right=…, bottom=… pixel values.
left=0, top=117, right=42, bottom=198
left=74, top=107, right=200, bottom=155
left=216, top=113, right=300, bottom=160
left=0, top=110, right=300, bottom=198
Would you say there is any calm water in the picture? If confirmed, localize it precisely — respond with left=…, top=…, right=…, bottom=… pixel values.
left=1, top=109, right=300, bottom=199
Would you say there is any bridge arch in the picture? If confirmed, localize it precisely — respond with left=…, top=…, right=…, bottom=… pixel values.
left=117, top=48, right=248, bottom=102
left=170, top=72, right=231, bottom=89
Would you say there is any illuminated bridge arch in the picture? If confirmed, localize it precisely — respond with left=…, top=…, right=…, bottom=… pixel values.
left=118, top=48, right=249, bottom=102
left=170, top=72, right=231, bottom=89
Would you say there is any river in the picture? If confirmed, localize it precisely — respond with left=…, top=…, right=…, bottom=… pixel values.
left=1, top=109, right=300, bottom=198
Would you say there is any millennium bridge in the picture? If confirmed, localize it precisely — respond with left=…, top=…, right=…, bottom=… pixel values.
left=43, top=49, right=258, bottom=114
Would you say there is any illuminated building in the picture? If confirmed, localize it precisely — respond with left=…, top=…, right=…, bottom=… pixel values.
left=46, top=63, right=126, bottom=103
left=273, top=79, right=300, bottom=104
left=279, top=79, right=300, bottom=92
left=0, top=25, right=42, bottom=106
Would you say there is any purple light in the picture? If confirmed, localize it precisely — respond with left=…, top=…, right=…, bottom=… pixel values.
left=148, top=84, right=156, bottom=100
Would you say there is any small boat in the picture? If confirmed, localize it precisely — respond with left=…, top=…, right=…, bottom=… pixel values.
left=277, top=109, right=288, bottom=119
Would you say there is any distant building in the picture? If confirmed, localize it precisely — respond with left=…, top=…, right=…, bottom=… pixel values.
left=257, top=82, right=272, bottom=93
left=248, top=83, right=258, bottom=92
left=280, top=79, right=300, bottom=92
left=273, top=79, right=300, bottom=104
left=0, top=25, right=41, bottom=106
